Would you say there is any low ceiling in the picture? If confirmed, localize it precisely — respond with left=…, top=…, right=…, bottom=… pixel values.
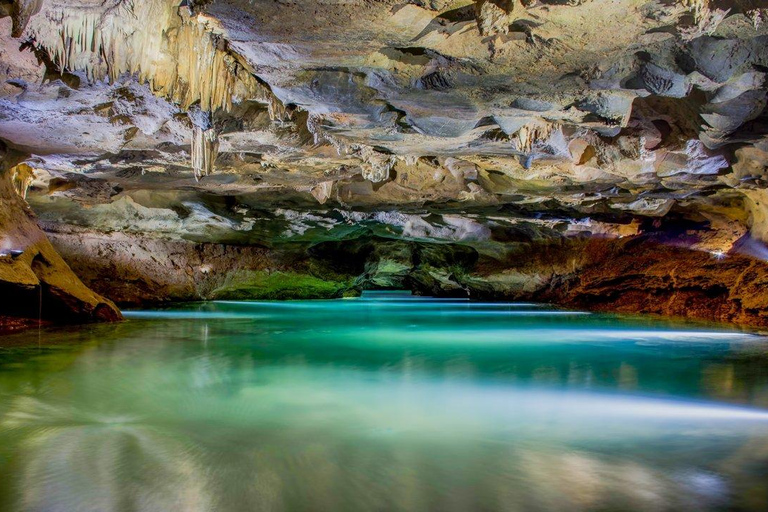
left=1, top=0, right=767, bottom=252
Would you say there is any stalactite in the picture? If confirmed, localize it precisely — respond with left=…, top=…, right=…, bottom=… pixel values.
left=513, top=122, right=556, bottom=154
left=10, top=0, right=43, bottom=37
left=304, top=114, right=394, bottom=182
left=328, top=135, right=351, bottom=156
left=306, top=113, right=323, bottom=145
left=267, top=94, right=289, bottom=122
left=191, top=126, right=219, bottom=181
left=358, top=146, right=395, bottom=183
left=17, top=0, right=292, bottom=179
left=10, top=163, right=35, bottom=199
left=682, top=0, right=709, bottom=23
left=679, top=0, right=730, bottom=41
left=22, top=0, right=283, bottom=114
left=305, top=113, right=354, bottom=156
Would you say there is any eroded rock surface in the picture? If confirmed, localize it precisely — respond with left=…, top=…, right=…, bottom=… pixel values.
left=0, top=143, right=121, bottom=330
left=0, top=0, right=768, bottom=325
left=41, top=222, right=768, bottom=326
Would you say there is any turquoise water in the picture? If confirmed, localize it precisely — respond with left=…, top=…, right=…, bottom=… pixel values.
left=2, top=294, right=768, bottom=511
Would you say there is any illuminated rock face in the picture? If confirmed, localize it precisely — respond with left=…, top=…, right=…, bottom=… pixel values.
left=40, top=228, right=768, bottom=326
left=1, top=0, right=768, bottom=325
left=0, top=143, right=121, bottom=330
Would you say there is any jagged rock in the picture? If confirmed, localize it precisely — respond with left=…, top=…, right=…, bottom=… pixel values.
left=359, top=146, right=395, bottom=183
left=310, top=180, right=333, bottom=204
left=474, top=0, right=516, bottom=36
left=538, top=237, right=768, bottom=327
left=9, top=0, right=41, bottom=37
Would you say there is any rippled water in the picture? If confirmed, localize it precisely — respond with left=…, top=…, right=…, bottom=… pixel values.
left=2, top=293, right=768, bottom=511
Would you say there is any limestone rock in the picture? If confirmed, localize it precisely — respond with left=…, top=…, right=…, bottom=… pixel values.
left=0, top=145, right=122, bottom=326
left=0, top=0, right=766, bottom=326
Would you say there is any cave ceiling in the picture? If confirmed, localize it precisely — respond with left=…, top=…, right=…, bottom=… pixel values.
left=1, top=0, right=768, bottom=252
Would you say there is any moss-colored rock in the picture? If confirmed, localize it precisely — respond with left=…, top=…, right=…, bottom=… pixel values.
left=210, top=271, right=350, bottom=300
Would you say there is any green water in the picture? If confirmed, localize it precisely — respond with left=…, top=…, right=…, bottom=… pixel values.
left=2, top=294, right=768, bottom=511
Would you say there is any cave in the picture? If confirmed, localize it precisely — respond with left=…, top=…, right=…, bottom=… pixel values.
left=2, top=0, right=768, bottom=510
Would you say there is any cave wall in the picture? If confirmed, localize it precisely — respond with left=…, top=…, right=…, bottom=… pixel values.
left=44, top=225, right=311, bottom=305
left=0, top=147, right=121, bottom=331
left=1, top=0, right=768, bottom=328
left=45, top=225, right=768, bottom=327
left=536, top=237, right=768, bottom=326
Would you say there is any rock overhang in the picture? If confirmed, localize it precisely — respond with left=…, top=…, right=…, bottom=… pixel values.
left=0, top=0, right=766, bottom=252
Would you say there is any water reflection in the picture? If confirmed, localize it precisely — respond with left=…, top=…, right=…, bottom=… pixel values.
left=1, top=298, right=768, bottom=511
left=4, top=397, right=209, bottom=512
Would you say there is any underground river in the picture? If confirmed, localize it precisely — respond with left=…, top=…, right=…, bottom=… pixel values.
left=1, top=294, right=768, bottom=511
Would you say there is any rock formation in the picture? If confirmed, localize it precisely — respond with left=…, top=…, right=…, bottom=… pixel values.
left=0, top=142, right=121, bottom=331
left=1, top=0, right=768, bottom=326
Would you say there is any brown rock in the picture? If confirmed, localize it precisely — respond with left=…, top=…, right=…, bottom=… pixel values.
left=0, top=145, right=122, bottom=328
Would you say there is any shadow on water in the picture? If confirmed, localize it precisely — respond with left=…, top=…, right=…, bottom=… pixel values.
left=2, top=296, right=768, bottom=511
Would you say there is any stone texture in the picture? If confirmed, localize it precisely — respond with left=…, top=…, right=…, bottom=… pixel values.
left=0, top=0, right=765, bottom=246
left=0, top=143, right=122, bottom=327
left=43, top=222, right=768, bottom=327
left=538, top=237, right=768, bottom=326
left=1, top=1, right=768, bottom=326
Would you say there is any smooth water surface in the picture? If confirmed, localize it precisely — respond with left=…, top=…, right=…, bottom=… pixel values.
left=2, top=294, right=768, bottom=511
